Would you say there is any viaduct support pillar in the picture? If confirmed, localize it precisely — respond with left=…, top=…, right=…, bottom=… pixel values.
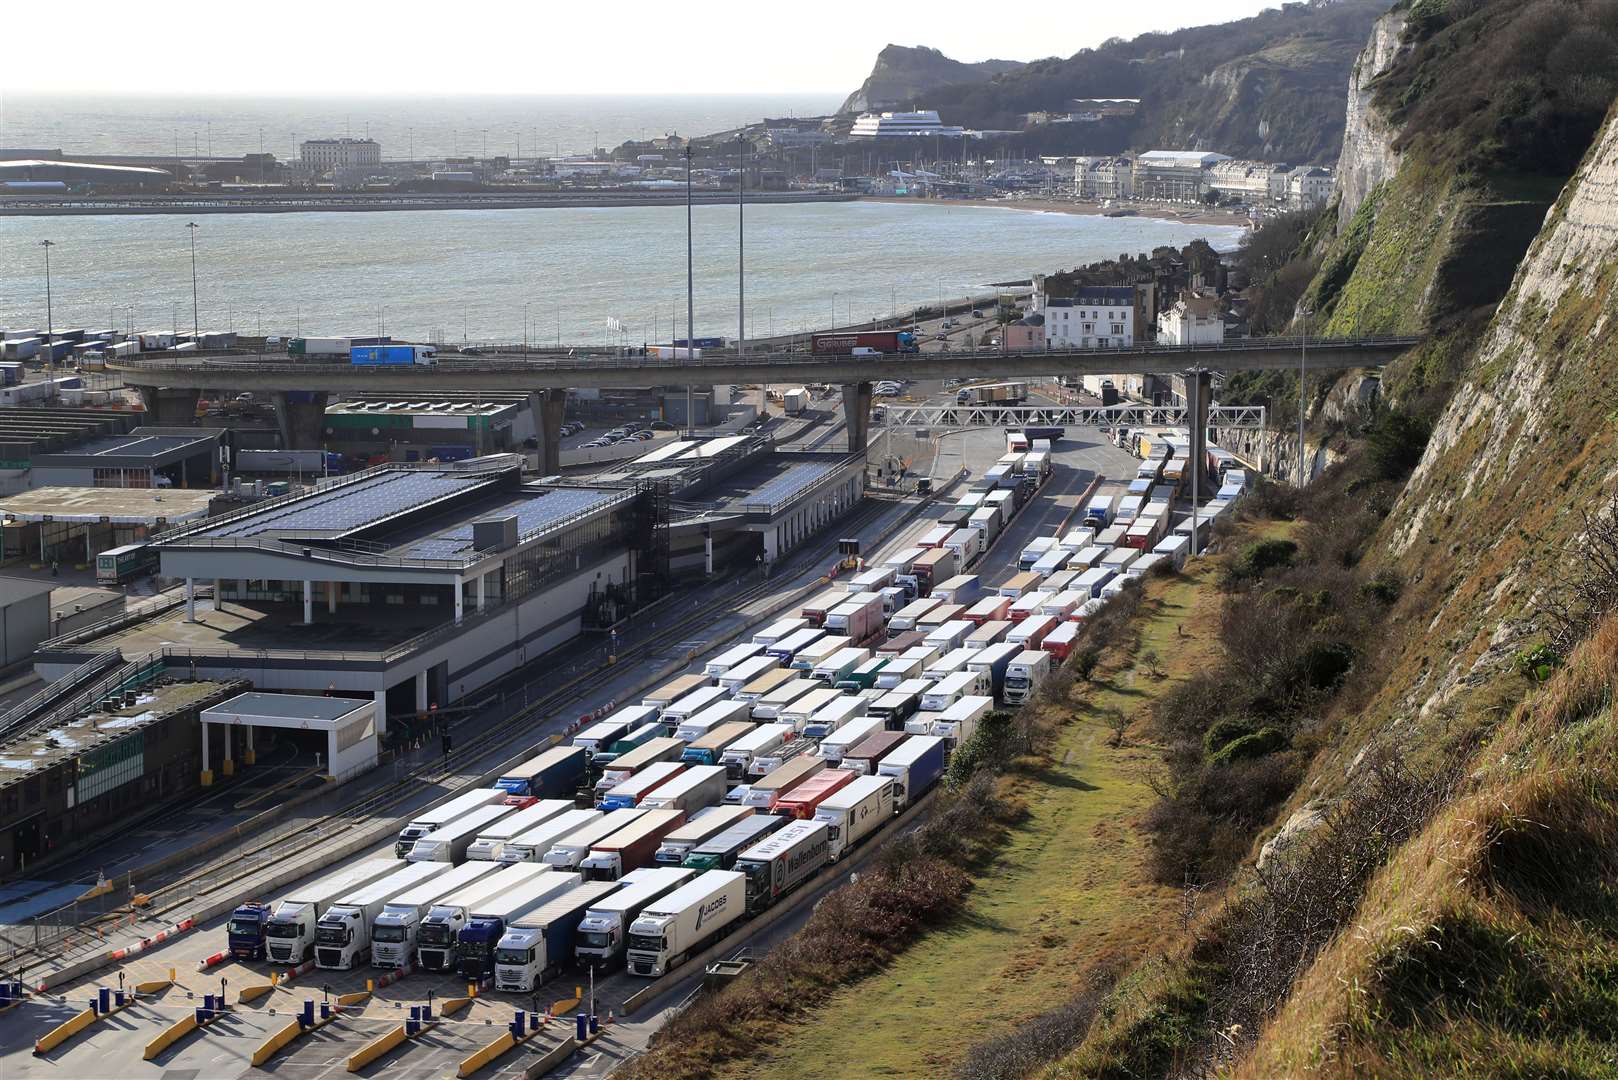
left=1185, top=368, right=1212, bottom=554
left=840, top=382, right=873, bottom=455
left=135, top=386, right=201, bottom=426
left=528, top=389, right=568, bottom=475
left=273, top=391, right=329, bottom=451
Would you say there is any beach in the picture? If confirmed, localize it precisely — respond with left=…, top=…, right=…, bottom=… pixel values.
left=864, top=195, right=1251, bottom=230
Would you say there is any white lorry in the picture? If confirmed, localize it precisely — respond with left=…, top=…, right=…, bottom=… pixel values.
left=465, top=800, right=575, bottom=862
left=493, top=880, right=625, bottom=990
left=455, top=872, right=584, bottom=980
left=415, top=863, right=555, bottom=972
left=625, top=870, right=747, bottom=977
left=814, top=774, right=896, bottom=861
left=638, top=765, right=728, bottom=816
left=370, top=860, right=500, bottom=969
left=406, top=802, right=518, bottom=862
left=263, top=858, right=401, bottom=965
left=1003, top=650, right=1053, bottom=705
left=315, top=861, right=452, bottom=970
left=541, top=808, right=648, bottom=869
left=718, top=723, right=793, bottom=781
left=653, top=806, right=755, bottom=866
left=394, top=787, right=505, bottom=858
left=814, top=716, right=887, bottom=766
left=931, top=695, right=993, bottom=748
left=499, top=809, right=602, bottom=864
left=573, top=867, right=698, bottom=972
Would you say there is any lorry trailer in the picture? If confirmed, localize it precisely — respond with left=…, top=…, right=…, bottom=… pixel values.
left=256, top=858, right=401, bottom=965
left=578, top=808, right=688, bottom=881
left=654, top=806, right=755, bottom=866
left=733, top=819, right=832, bottom=914
left=573, top=867, right=697, bottom=970
left=315, top=861, right=453, bottom=970
left=841, top=730, right=910, bottom=775
left=638, top=765, right=728, bottom=815
left=541, top=808, right=648, bottom=868
left=801, top=693, right=867, bottom=740
left=455, top=872, right=583, bottom=979
left=815, top=716, right=887, bottom=766
left=810, top=330, right=918, bottom=355
left=679, top=721, right=755, bottom=767
left=718, top=654, right=781, bottom=694
left=394, top=787, right=505, bottom=858
left=718, top=723, right=792, bottom=780
left=592, top=737, right=688, bottom=802
left=680, top=814, right=788, bottom=871
left=499, top=809, right=602, bottom=864
left=772, top=768, right=857, bottom=820
left=626, top=870, right=747, bottom=976
left=415, top=863, right=554, bottom=973
left=466, top=800, right=575, bottom=862
left=877, top=735, right=947, bottom=809
left=815, top=774, right=897, bottom=861
left=494, top=746, right=588, bottom=801
left=492, top=880, right=620, bottom=990
left=407, top=803, right=519, bottom=863
left=673, top=699, right=753, bottom=745
left=744, top=754, right=827, bottom=811
left=370, top=860, right=499, bottom=969
left=599, top=760, right=686, bottom=811
left=1003, top=650, right=1054, bottom=705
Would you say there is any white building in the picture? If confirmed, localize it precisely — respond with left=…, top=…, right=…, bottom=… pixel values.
left=1074, top=155, right=1135, bottom=200
left=1041, top=286, right=1138, bottom=349
left=299, top=138, right=382, bottom=174
left=848, top=111, right=965, bottom=138
left=1133, top=150, right=1230, bottom=202
left=1157, top=294, right=1225, bottom=345
left=1287, top=166, right=1334, bottom=209
left=1205, top=160, right=1291, bottom=204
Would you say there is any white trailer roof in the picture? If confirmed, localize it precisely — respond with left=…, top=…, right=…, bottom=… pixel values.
left=386, top=860, right=501, bottom=910
left=334, top=860, right=452, bottom=908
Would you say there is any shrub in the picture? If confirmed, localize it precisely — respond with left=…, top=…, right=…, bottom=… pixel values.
left=1360, top=570, right=1404, bottom=604
left=1203, top=717, right=1258, bottom=757
left=1224, top=539, right=1298, bottom=586
left=1365, top=406, right=1433, bottom=480
left=1208, top=727, right=1287, bottom=766
left=945, top=712, right=1020, bottom=786
left=1512, top=642, right=1562, bottom=683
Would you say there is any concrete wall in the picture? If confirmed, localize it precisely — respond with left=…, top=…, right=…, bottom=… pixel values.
left=0, top=589, right=49, bottom=666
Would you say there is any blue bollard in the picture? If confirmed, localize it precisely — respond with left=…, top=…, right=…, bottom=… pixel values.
left=320, top=1000, right=331, bottom=1020
left=300, top=999, right=314, bottom=1028
left=195, top=1006, right=208, bottom=1024
left=406, top=1005, right=420, bottom=1037
left=89, top=997, right=98, bottom=1016
left=0, top=983, right=11, bottom=1004
left=115, top=990, right=126, bottom=1008
left=589, top=1013, right=599, bottom=1035
left=421, top=999, right=432, bottom=1021
left=512, top=1010, right=526, bottom=1037
left=575, top=1012, right=587, bottom=1041
left=98, top=987, right=111, bottom=1013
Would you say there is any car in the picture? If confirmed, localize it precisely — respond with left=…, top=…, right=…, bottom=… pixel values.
left=629, top=430, right=654, bottom=440
left=941, top=319, right=956, bottom=329
left=649, top=420, right=676, bottom=431
left=970, top=309, right=983, bottom=318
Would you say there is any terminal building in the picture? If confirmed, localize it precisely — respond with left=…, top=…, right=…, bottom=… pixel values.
left=36, top=454, right=668, bottom=730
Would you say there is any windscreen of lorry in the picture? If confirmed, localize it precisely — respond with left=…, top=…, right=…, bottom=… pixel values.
left=578, top=930, right=613, bottom=950
left=628, top=932, right=663, bottom=953
left=418, top=923, right=454, bottom=946
left=228, top=916, right=261, bottom=936
left=316, top=924, right=349, bottom=945
left=737, top=859, right=770, bottom=898
left=372, top=924, right=407, bottom=943
left=265, top=919, right=299, bottom=939
left=494, top=945, right=530, bottom=966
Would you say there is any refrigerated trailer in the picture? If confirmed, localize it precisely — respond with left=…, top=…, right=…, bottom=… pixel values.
left=572, top=866, right=695, bottom=970
left=499, top=809, right=602, bottom=864
left=578, top=808, right=688, bottom=881
left=370, top=860, right=501, bottom=969
left=734, top=819, right=832, bottom=914
left=415, top=862, right=554, bottom=972
left=456, top=871, right=583, bottom=979
left=541, top=809, right=648, bottom=869
left=466, top=800, right=575, bottom=862
left=815, top=774, right=896, bottom=861
left=772, top=768, right=857, bottom=820
left=680, top=721, right=755, bottom=767
left=592, top=737, right=688, bottom=803
left=394, top=788, right=505, bottom=858
left=407, top=803, right=519, bottom=863
left=315, top=861, right=453, bottom=970
left=654, top=806, right=756, bottom=866
left=599, top=761, right=686, bottom=811
left=626, top=869, right=747, bottom=977
left=638, top=765, right=728, bottom=816
left=718, top=723, right=794, bottom=781
left=744, top=754, right=826, bottom=811
left=493, top=880, right=621, bottom=991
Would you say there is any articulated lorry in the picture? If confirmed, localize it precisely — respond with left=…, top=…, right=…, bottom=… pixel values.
left=654, top=806, right=755, bottom=866
left=816, top=715, right=887, bottom=767
left=718, top=723, right=793, bottom=781
left=572, top=867, right=695, bottom=970
left=315, top=861, right=452, bottom=970
left=456, top=872, right=583, bottom=979
left=578, top=808, right=687, bottom=881
left=680, top=813, right=788, bottom=871
left=415, top=863, right=554, bottom=973
left=394, top=787, right=505, bottom=858
left=639, top=764, right=727, bottom=816
left=679, top=721, right=755, bottom=768
left=465, top=800, right=575, bottom=862
left=815, top=774, right=896, bottom=861
left=802, top=694, right=867, bottom=740
left=591, top=737, right=688, bottom=803
left=255, top=858, right=401, bottom=965
left=494, top=746, right=588, bottom=802
left=877, top=735, right=947, bottom=809
left=599, top=760, right=686, bottom=810
left=626, top=869, right=748, bottom=977
left=499, top=808, right=602, bottom=864
left=809, top=330, right=918, bottom=355
left=772, top=768, right=857, bottom=820
left=541, top=808, right=648, bottom=869
left=407, top=803, right=517, bottom=862
left=492, top=880, right=621, bottom=991
left=371, top=860, right=500, bottom=969
left=734, top=819, right=832, bottom=915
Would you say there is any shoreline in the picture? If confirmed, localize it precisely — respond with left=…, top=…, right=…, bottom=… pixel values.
left=0, top=190, right=859, bottom=218
left=863, top=195, right=1251, bottom=230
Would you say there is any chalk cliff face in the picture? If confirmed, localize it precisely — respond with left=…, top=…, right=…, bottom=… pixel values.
left=840, top=46, right=1022, bottom=114
left=1335, top=10, right=1408, bottom=228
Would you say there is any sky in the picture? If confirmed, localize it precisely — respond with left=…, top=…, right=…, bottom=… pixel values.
left=3, top=0, right=1283, bottom=96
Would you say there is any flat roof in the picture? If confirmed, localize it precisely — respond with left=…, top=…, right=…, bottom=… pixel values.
left=32, top=431, right=218, bottom=468
left=203, top=691, right=369, bottom=724
left=0, top=486, right=216, bottom=524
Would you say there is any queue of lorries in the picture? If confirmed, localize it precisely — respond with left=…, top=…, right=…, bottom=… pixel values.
left=219, top=434, right=1234, bottom=1000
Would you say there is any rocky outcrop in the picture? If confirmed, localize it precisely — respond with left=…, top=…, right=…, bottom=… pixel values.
left=1336, top=10, right=1409, bottom=228
left=840, top=45, right=1022, bottom=114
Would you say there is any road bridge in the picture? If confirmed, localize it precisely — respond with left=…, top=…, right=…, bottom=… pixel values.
left=110, top=335, right=1417, bottom=465
left=877, top=402, right=1268, bottom=430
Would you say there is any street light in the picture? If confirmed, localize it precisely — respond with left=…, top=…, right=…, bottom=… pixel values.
left=185, top=222, right=201, bottom=338
left=684, top=143, right=695, bottom=437
left=1298, top=307, right=1312, bottom=487
left=39, top=240, right=54, bottom=365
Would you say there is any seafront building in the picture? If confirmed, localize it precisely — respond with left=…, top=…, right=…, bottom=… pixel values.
left=848, top=111, right=966, bottom=139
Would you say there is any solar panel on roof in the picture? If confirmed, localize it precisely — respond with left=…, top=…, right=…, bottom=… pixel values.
left=200, top=471, right=488, bottom=539
left=399, top=488, right=622, bottom=559
left=750, top=461, right=837, bottom=508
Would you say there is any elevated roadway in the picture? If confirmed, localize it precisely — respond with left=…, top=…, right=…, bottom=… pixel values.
left=110, top=334, right=1418, bottom=466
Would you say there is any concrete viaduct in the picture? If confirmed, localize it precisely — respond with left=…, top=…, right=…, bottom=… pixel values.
left=112, top=335, right=1418, bottom=472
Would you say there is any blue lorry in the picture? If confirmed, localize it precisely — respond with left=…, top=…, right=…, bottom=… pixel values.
left=493, top=745, right=589, bottom=803
left=350, top=344, right=437, bottom=366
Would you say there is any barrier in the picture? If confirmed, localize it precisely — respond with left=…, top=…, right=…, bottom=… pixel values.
left=346, top=1024, right=407, bottom=1072
left=107, top=916, right=195, bottom=963
left=142, top=1012, right=198, bottom=1060
left=196, top=949, right=229, bottom=970
left=337, top=990, right=370, bottom=1007
left=524, top=1035, right=579, bottom=1078
left=440, top=995, right=473, bottom=1017
left=251, top=1019, right=303, bottom=1067
left=237, top=982, right=275, bottom=1004
left=134, top=978, right=172, bottom=995
left=457, top=1031, right=518, bottom=1077
left=33, top=1008, right=97, bottom=1055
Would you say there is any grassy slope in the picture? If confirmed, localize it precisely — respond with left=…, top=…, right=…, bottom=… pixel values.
left=733, top=566, right=1223, bottom=1079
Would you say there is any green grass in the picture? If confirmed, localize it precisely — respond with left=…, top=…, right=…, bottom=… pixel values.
left=732, top=570, right=1221, bottom=1079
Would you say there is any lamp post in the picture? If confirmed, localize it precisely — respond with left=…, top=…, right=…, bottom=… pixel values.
left=1298, top=307, right=1312, bottom=487
left=737, top=135, right=747, bottom=360
left=39, top=238, right=54, bottom=347
left=684, top=143, right=695, bottom=436
left=185, top=222, right=201, bottom=338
